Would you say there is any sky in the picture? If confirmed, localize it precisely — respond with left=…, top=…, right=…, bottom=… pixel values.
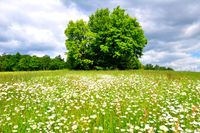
left=0, top=0, right=200, bottom=71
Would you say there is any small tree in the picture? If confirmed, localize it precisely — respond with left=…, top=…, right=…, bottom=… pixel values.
left=41, top=55, right=51, bottom=70
left=29, top=56, right=40, bottom=70
left=18, top=56, right=31, bottom=71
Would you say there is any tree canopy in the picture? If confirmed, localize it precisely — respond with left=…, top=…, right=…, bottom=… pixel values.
left=144, top=64, right=174, bottom=71
left=65, top=6, right=147, bottom=70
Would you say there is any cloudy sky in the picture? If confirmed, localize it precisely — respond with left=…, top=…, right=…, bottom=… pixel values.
left=0, top=0, right=200, bottom=71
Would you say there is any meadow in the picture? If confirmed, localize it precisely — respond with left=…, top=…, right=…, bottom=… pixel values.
left=0, top=70, right=199, bottom=132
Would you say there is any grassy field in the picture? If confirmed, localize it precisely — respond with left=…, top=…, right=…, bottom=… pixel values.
left=0, top=70, right=200, bottom=132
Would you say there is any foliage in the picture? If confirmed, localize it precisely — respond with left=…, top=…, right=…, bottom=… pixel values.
left=0, top=53, right=67, bottom=71
left=65, top=20, right=94, bottom=69
left=65, top=6, right=147, bottom=70
left=144, top=64, right=174, bottom=70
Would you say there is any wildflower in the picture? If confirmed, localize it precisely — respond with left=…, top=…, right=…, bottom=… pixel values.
left=72, top=124, right=78, bottom=130
left=90, top=114, right=97, bottom=119
left=127, top=107, right=131, bottom=111
left=26, top=128, right=31, bottom=131
left=145, top=124, right=150, bottom=130
left=181, top=92, right=186, bottom=96
left=12, top=130, right=17, bottom=133
left=173, top=117, right=178, bottom=122
left=160, top=125, right=169, bottom=132
left=180, top=114, right=184, bottom=119
left=54, top=126, right=60, bottom=130
left=6, top=117, right=11, bottom=121
left=99, top=126, right=103, bottom=131
left=148, top=127, right=154, bottom=133
left=58, top=123, right=64, bottom=126
left=127, top=128, right=134, bottom=133
left=13, top=125, right=18, bottom=129
left=31, top=124, right=37, bottom=130
left=120, top=129, right=126, bottom=132
left=185, top=129, right=193, bottom=132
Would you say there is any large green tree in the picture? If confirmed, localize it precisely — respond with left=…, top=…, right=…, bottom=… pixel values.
left=65, top=6, right=147, bottom=70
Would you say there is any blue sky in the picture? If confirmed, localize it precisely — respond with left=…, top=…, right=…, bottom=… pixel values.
left=0, top=0, right=200, bottom=71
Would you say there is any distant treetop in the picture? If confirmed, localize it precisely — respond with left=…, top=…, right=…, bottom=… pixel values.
left=144, top=64, right=174, bottom=71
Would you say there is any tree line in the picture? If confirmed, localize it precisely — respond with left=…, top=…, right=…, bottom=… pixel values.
left=0, top=53, right=67, bottom=71
left=0, top=53, right=173, bottom=71
left=144, top=64, right=173, bottom=71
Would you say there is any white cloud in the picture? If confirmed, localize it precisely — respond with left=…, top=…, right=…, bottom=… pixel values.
left=0, top=40, right=20, bottom=50
left=141, top=49, right=200, bottom=71
left=0, top=0, right=88, bottom=58
left=183, top=22, right=200, bottom=37
left=9, top=23, right=56, bottom=44
left=128, top=8, right=166, bottom=34
left=140, top=50, right=166, bottom=64
left=168, top=57, right=200, bottom=71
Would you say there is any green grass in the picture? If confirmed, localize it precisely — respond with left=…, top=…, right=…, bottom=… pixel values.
left=0, top=70, right=200, bottom=132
